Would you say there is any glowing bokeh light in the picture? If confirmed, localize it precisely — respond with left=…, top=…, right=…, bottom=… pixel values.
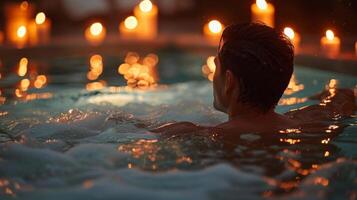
left=124, top=16, right=138, bottom=30
left=18, top=57, right=28, bottom=76
left=90, top=22, right=103, bottom=36
left=139, top=0, right=153, bottom=12
left=20, top=79, right=30, bottom=91
left=17, top=26, right=27, bottom=38
left=34, top=75, right=47, bottom=89
left=256, top=0, right=268, bottom=10
left=284, top=27, right=295, bottom=40
left=35, top=12, right=46, bottom=25
left=208, top=20, right=223, bottom=34
left=326, top=30, right=335, bottom=41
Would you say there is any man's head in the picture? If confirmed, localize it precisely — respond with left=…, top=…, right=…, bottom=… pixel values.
left=213, top=23, right=294, bottom=114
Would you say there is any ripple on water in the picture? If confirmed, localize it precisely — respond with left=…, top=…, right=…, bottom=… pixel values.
left=0, top=78, right=356, bottom=199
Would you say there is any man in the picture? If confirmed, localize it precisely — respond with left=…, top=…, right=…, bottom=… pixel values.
left=152, top=23, right=356, bottom=136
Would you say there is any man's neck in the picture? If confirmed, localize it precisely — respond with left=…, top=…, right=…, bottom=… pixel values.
left=220, top=104, right=298, bottom=133
left=227, top=105, right=276, bottom=121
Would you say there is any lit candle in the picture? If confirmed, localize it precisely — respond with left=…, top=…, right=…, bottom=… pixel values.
left=355, top=41, right=357, bottom=57
left=5, top=1, right=33, bottom=48
left=29, top=12, right=51, bottom=46
left=5, top=1, right=34, bottom=48
left=84, top=22, right=106, bottom=45
left=16, top=25, right=28, bottom=48
left=203, top=20, right=224, bottom=43
left=251, top=0, right=275, bottom=27
left=133, top=0, right=158, bottom=39
left=320, top=30, right=340, bottom=58
left=119, top=16, right=138, bottom=38
left=283, top=27, right=301, bottom=54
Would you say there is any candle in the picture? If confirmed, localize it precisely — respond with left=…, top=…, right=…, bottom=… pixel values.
left=320, top=30, right=340, bottom=58
left=251, top=0, right=275, bottom=27
left=119, top=16, right=138, bottom=38
left=133, top=0, right=158, bottom=39
left=203, top=20, right=223, bottom=43
left=5, top=1, right=34, bottom=48
left=283, top=27, right=301, bottom=54
left=29, top=12, right=51, bottom=46
left=355, top=41, right=357, bottom=57
left=85, top=22, right=106, bottom=45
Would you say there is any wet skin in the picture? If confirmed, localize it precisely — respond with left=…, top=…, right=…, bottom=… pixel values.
left=149, top=78, right=356, bottom=195
left=151, top=54, right=356, bottom=137
left=151, top=87, right=356, bottom=136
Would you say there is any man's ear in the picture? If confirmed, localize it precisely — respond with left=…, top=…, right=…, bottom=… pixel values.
left=224, top=70, right=236, bottom=95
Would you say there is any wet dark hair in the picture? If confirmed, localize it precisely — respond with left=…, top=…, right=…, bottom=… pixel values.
left=218, top=23, right=294, bottom=112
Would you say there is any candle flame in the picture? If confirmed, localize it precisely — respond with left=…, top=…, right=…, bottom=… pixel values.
left=124, top=16, right=138, bottom=30
left=284, top=27, right=295, bottom=40
left=208, top=20, right=223, bottom=34
left=18, top=57, right=28, bottom=76
left=139, top=0, right=153, bottom=12
left=256, top=0, right=268, bottom=10
left=90, top=22, right=103, bottom=36
left=20, top=1, right=29, bottom=11
left=326, top=30, right=335, bottom=41
left=35, top=12, right=46, bottom=25
left=17, top=26, right=27, bottom=38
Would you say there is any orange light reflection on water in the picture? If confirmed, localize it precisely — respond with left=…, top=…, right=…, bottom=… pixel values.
left=13, top=58, right=51, bottom=101
left=17, top=57, right=28, bottom=77
left=118, top=52, right=159, bottom=89
left=34, top=75, right=47, bottom=89
left=0, top=178, right=26, bottom=197
left=202, top=56, right=216, bottom=81
left=320, top=79, right=339, bottom=106
left=117, top=139, right=167, bottom=170
left=284, top=74, right=304, bottom=95
left=20, top=78, right=30, bottom=91
left=86, top=81, right=106, bottom=91
left=87, top=54, right=103, bottom=81
left=86, top=54, right=106, bottom=91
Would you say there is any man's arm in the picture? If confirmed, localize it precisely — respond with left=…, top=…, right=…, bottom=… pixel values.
left=285, top=88, right=356, bottom=122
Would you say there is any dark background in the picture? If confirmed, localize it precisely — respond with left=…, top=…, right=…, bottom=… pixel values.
left=0, top=0, right=356, bottom=37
